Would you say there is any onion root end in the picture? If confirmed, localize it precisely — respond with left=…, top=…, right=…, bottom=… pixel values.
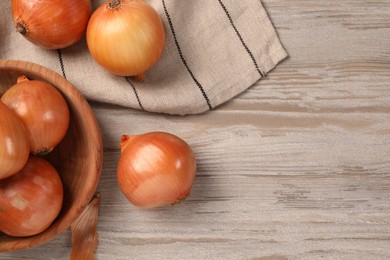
left=15, top=21, right=28, bottom=36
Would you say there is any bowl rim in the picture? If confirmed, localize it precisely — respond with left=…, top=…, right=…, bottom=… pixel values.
left=0, top=59, right=103, bottom=251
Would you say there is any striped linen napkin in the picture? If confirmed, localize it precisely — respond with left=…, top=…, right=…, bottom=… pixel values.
left=0, top=0, right=287, bottom=115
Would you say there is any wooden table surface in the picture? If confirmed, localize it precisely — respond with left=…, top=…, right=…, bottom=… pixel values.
left=2, top=0, right=390, bottom=259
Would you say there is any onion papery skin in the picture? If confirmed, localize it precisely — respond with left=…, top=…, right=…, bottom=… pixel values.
left=12, top=0, right=92, bottom=49
left=86, top=0, right=166, bottom=77
left=1, top=77, right=70, bottom=155
left=117, top=132, right=196, bottom=208
left=0, top=101, right=30, bottom=180
left=0, top=156, right=63, bottom=237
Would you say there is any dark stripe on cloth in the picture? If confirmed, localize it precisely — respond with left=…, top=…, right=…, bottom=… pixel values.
left=57, top=49, right=67, bottom=79
left=162, top=0, right=213, bottom=110
left=126, top=77, right=144, bottom=110
left=217, top=0, right=265, bottom=78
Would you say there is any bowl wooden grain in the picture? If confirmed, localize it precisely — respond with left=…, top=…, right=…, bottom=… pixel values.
left=0, top=60, right=103, bottom=251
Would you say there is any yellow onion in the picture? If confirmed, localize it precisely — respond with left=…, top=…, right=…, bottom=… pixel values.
left=1, top=76, right=70, bottom=155
left=117, top=132, right=196, bottom=208
left=0, top=156, right=63, bottom=237
left=86, top=0, right=165, bottom=79
left=0, top=101, right=29, bottom=180
left=12, top=0, right=92, bottom=49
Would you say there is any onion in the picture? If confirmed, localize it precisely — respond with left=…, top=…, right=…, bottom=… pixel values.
left=0, top=101, right=29, bottom=180
left=86, top=0, right=165, bottom=79
left=117, top=132, right=196, bottom=208
left=12, top=0, right=92, bottom=49
left=1, top=76, right=70, bottom=155
left=0, top=156, right=63, bottom=237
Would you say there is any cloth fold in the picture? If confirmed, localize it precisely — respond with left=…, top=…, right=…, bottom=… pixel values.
left=0, top=0, right=287, bottom=115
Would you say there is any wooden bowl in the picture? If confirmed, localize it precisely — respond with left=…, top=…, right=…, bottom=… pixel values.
left=0, top=60, right=103, bottom=251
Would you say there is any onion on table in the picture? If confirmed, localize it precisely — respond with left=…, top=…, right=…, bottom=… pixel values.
left=86, top=0, right=166, bottom=80
left=11, top=0, right=91, bottom=49
left=117, top=132, right=197, bottom=208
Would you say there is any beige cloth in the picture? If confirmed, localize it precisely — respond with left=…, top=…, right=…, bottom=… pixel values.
left=0, top=0, right=287, bottom=115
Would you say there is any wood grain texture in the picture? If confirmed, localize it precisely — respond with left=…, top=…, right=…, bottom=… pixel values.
left=1, top=0, right=389, bottom=259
